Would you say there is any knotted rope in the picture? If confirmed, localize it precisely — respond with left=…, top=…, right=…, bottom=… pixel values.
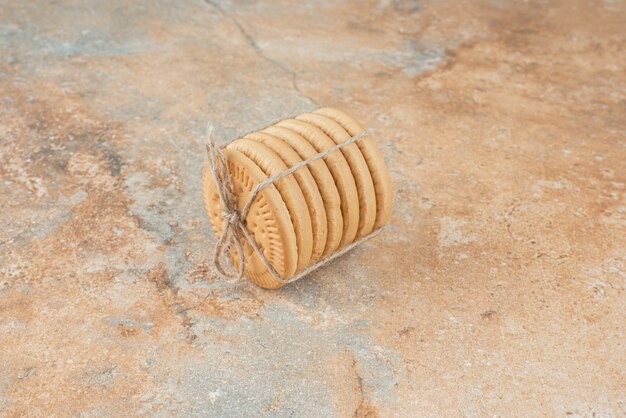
left=205, top=124, right=385, bottom=285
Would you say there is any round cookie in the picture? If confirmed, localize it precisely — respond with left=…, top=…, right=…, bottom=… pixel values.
left=245, top=131, right=327, bottom=263
left=227, top=138, right=313, bottom=272
left=202, top=148, right=297, bottom=289
left=262, top=125, right=343, bottom=257
left=276, top=119, right=360, bottom=248
left=314, top=108, right=393, bottom=230
left=296, top=112, right=377, bottom=238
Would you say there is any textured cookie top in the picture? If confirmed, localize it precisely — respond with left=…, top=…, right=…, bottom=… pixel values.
left=202, top=148, right=297, bottom=288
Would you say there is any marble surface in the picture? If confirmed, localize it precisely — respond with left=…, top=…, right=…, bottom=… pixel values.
left=1, top=0, right=624, bottom=416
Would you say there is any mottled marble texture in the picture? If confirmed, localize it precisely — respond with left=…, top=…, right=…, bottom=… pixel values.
left=0, top=0, right=624, bottom=416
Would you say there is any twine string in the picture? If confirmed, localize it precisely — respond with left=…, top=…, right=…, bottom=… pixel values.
left=205, top=124, right=384, bottom=284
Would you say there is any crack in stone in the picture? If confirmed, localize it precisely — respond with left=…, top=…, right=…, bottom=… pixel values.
left=504, top=199, right=521, bottom=241
left=352, top=359, right=366, bottom=417
left=205, top=0, right=318, bottom=106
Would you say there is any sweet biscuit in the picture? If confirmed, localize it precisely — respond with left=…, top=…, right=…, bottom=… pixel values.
left=296, top=112, right=377, bottom=238
left=276, top=119, right=360, bottom=248
left=202, top=148, right=297, bottom=288
left=245, top=131, right=328, bottom=263
left=262, top=125, right=344, bottom=256
left=314, top=108, right=393, bottom=229
left=227, top=138, right=313, bottom=272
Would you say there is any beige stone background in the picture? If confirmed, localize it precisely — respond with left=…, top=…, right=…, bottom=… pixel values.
left=1, top=0, right=625, bottom=416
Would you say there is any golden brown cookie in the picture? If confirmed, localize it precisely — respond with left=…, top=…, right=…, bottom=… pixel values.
left=262, top=125, right=343, bottom=256
left=296, top=112, right=377, bottom=238
left=202, top=148, right=297, bottom=289
left=244, top=131, right=327, bottom=263
left=276, top=119, right=360, bottom=248
left=227, top=138, right=313, bottom=272
left=314, top=108, right=393, bottom=230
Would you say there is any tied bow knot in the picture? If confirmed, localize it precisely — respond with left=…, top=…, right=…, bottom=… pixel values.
left=205, top=127, right=247, bottom=280
left=205, top=126, right=283, bottom=282
left=221, top=209, right=241, bottom=225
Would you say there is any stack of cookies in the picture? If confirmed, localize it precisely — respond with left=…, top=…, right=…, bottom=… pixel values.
left=202, top=108, right=392, bottom=289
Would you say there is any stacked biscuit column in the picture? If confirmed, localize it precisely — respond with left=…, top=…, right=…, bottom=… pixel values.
left=203, top=108, right=393, bottom=289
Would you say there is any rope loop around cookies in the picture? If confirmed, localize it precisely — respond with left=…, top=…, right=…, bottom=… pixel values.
left=205, top=122, right=385, bottom=284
